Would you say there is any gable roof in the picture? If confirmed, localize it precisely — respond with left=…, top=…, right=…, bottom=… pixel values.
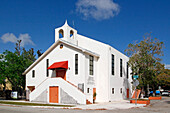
left=22, top=39, right=99, bottom=75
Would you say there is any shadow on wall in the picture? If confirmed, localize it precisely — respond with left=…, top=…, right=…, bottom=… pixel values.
left=123, top=78, right=132, bottom=99
left=51, top=70, right=56, bottom=77
left=123, top=65, right=132, bottom=99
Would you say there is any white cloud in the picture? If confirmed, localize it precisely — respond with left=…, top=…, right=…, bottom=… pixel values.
left=1, top=33, right=17, bottom=43
left=1, top=33, right=35, bottom=47
left=76, top=0, right=120, bottom=20
left=165, top=64, right=170, bottom=69
left=18, top=34, right=35, bottom=47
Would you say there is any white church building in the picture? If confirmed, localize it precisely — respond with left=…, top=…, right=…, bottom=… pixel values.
left=23, top=21, right=132, bottom=104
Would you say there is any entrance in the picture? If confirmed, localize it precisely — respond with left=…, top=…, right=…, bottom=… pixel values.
left=49, top=86, right=59, bottom=103
left=127, top=88, right=129, bottom=99
left=56, top=69, right=66, bottom=80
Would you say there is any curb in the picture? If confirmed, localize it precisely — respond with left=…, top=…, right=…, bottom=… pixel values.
left=0, top=102, right=146, bottom=110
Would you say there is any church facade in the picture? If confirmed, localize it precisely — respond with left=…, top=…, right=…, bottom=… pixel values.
left=23, top=21, right=132, bottom=104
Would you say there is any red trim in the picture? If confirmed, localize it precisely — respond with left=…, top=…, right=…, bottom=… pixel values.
left=132, top=89, right=141, bottom=99
left=47, top=61, right=68, bottom=70
left=130, top=100, right=150, bottom=105
left=149, top=96, right=162, bottom=100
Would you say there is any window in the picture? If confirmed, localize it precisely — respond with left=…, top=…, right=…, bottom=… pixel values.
left=127, top=62, right=129, bottom=79
left=112, top=54, right=114, bottom=75
left=60, top=44, right=63, bottom=49
left=120, top=59, right=122, bottom=77
left=32, top=70, right=35, bottom=78
left=112, top=88, right=114, bottom=94
left=46, top=59, right=49, bottom=77
left=89, top=55, right=94, bottom=75
left=87, top=88, right=90, bottom=93
left=120, top=88, right=122, bottom=93
left=75, top=54, right=78, bottom=74
left=59, top=29, right=64, bottom=38
left=70, top=30, right=74, bottom=38
left=78, top=83, right=84, bottom=93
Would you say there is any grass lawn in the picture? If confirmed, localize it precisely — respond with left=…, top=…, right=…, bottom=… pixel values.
left=0, top=101, right=74, bottom=107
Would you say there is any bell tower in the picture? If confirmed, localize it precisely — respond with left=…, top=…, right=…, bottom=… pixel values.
left=55, top=20, right=78, bottom=45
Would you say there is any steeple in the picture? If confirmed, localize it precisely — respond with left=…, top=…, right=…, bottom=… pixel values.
left=64, top=20, right=68, bottom=26
left=55, top=20, right=78, bottom=45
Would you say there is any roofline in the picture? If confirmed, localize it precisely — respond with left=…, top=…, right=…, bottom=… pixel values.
left=77, top=34, right=129, bottom=58
left=22, top=39, right=99, bottom=75
left=60, top=39, right=100, bottom=57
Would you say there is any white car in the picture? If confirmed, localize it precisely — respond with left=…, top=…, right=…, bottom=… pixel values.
left=161, top=91, right=170, bottom=96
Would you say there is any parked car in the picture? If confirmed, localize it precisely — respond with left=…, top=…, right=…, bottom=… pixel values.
left=149, top=91, right=153, bottom=96
left=155, top=90, right=161, bottom=96
left=161, top=91, right=170, bottom=96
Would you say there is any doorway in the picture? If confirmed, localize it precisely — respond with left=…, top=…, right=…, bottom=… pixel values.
left=127, top=88, right=129, bottom=99
left=56, top=69, right=66, bottom=80
left=49, top=86, right=59, bottom=103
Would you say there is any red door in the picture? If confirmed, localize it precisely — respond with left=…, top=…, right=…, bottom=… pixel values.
left=93, top=88, right=96, bottom=100
left=49, top=86, right=59, bottom=103
left=56, top=70, right=66, bottom=80
left=127, top=88, right=129, bottom=98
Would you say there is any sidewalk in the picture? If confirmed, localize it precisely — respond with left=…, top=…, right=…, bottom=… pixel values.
left=0, top=99, right=146, bottom=110
left=74, top=100, right=146, bottom=110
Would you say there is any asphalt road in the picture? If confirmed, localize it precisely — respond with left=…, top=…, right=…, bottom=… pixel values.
left=0, top=97, right=169, bottom=113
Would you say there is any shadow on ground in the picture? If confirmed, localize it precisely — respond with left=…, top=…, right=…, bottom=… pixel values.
left=165, top=101, right=170, bottom=104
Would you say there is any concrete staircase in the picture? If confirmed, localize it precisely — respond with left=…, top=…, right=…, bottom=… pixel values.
left=29, top=77, right=86, bottom=104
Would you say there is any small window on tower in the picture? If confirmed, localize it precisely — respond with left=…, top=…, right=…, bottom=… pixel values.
left=70, top=30, right=74, bottom=38
left=59, top=29, right=64, bottom=38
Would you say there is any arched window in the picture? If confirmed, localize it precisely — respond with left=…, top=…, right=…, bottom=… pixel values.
left=70, top=30, right=74, bottom=38
left=59, top=29, right=64, bottom=38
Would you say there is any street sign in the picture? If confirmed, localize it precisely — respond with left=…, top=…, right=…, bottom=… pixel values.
left=133, top=80, right=139, bottom=87
left=133, top=75, right=139, bottom=80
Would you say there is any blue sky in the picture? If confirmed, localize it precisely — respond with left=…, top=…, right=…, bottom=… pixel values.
left=0, top=0, right=170, bottom=68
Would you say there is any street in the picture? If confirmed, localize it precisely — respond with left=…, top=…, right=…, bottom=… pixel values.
left=0, top=97, right=169, bottom=113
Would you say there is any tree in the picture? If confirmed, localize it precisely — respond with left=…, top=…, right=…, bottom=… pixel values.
left=156, top=68, right=170, bottom=89
left=37, top=49, right=43, bottom=58
left=0, top=50, right=24, bottom=90
left=125, top=34, right=164, bottom=95
left=0, top=40, right=36, bottom=91
left=0, top=54, right=7, bottom=90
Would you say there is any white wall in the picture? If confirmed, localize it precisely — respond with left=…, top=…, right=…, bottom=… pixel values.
left=109, top=47, right=132, bottom=101
left=84, top=54, right=98, bottom=103
left=26, top=22, right=132, bottom=103
left=26, top=43, right=86, bottom=91
left=77, top=34, right=132, bottom=102
left=77, top=34, right=110, bottom=102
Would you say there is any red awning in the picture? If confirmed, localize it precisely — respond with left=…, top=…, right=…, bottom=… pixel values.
left=47, top=61, right=68, bottom=70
